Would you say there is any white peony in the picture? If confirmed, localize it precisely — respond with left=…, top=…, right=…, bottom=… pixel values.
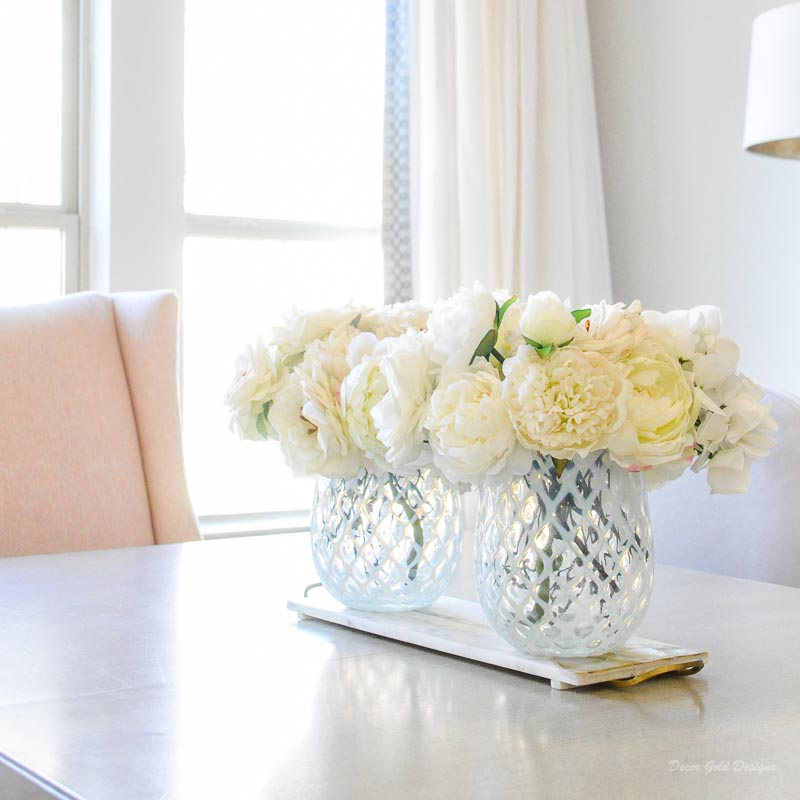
left=502, top=345, right=630, bottom=459
left=340, top=337, right=392, bottom=472
left=518, top=291, right=579, bottom=347
left=427, top=283, right=496, bottom=374
left=424, top=363, right=531, bottom=485
left=575, top=300, right=647, bottom=361
left=224, top=338, right=286, bottom=441
left=371, top=329, right=438, bottom=470
left=272, top=304, right=365, bottom=358
left=362, top=301, right=429, bottom=338
left=608, top=344, right=699, bottom=468
left=345, top=331, right=381, bottom=370
left=642, top=305, right=722, bottom=360
left=271, top=327, right=362, bottom=478
left=269, top=375, right=327, bottom=476
left=691, top=305, right=722, bottom=335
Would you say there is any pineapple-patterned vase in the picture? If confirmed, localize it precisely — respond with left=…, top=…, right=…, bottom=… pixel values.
left=475, top=452, right=653, bottom=657
left=310, top=468, right=462, bottom=611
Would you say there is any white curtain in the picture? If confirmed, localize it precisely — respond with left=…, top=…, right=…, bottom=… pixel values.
left=410, top=0, right=612, bottom=305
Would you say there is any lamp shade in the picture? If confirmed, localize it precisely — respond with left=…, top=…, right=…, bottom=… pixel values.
left=743, top=1, right=800, bottom=158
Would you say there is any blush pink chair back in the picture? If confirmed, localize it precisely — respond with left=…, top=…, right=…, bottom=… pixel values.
left=0, top=291, right=200, bottom=556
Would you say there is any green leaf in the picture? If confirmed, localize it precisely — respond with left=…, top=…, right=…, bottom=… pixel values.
left=470, top=329, right=497, bottom=364
left=494, top=300, right=501, bottom=329
left=523, top=336, right=557, bottom=356
left=283, top=351, right=305, bottom=369
left=350, top=313, right=362, bottom=328
left=571, top=308, right=591, bottom=324
left=496, top=296, right=517, bottom=327
left=255, top=400, right=273, bottom=440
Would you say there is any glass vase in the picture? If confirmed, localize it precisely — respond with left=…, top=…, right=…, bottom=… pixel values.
left=310, top=468, right=462, bottom=611
left=475, top=452, right=653, bottom=657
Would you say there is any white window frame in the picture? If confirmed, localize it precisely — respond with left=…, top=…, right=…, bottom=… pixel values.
left=183, top=5, right=386, bottom=538
left=185, top=215, right=379, bottom=244
left=185, top=217, right=382, bottom=540
left=79, top=0, right=389, bottom=538
left=0, top=0, right=80, bottom=295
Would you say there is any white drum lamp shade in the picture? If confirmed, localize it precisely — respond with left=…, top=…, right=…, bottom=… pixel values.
left=744, top=1, right=800, bottom=158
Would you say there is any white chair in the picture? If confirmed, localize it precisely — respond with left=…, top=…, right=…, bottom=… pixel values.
left=650, top=388, right=800, bottom=588
left=0, top=291, right=200, bottom=557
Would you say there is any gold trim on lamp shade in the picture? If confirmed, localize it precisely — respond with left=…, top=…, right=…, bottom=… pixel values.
left=747, top=138, right=800, bottom=160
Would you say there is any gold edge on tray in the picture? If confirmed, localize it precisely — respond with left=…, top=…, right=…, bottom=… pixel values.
left=556, top=650, right=708, bottom=683
left=607, top=660, right=707, bottom=687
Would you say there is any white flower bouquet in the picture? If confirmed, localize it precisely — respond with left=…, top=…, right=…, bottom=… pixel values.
left=226, top=284, right=776, bottom=493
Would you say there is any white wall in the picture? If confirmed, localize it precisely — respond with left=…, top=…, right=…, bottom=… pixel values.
left=588, top=0, right=800, bottom=394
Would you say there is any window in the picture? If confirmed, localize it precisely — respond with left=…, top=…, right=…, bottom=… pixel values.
left=0, top=0, right=79, bottom=305
left=182, top=0, right=386, bottom=529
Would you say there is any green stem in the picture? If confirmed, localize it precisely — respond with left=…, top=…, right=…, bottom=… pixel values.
left=531, top=458, right=565, bottom=622
left=490, top=348, right=506, bottom=379
left=388, top=474, right=424, bottom=581
left=532, top=546, right=552, bottom=624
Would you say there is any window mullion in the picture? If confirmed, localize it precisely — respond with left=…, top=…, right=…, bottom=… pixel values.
left=0, top=207, right=77, bottom=229
left=199, top=511, right=311, bottom=539
left=186, top=213, right=379, bottom=243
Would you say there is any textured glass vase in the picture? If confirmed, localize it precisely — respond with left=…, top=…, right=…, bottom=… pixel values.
left=475, top=452, right=653, bottom=657
left=310, top=468, right=462, bottom=611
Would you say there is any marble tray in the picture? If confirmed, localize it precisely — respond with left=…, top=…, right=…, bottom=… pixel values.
left=288, top=587, right=708, bottom=690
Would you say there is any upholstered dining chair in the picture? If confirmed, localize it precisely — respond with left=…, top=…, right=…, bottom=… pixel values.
left=650, top=387, right=800, bottom=588
left=0, top=291, right=200, bottom=557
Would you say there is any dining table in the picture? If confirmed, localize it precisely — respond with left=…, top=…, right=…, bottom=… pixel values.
left=0, top=533, right=797, bottom=799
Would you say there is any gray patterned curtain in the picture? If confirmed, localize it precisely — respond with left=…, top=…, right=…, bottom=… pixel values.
left=382, top=0, right=413, bottom=304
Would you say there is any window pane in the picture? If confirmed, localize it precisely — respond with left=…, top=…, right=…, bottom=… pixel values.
left=182, top=235, right=384, bottom=517
left=0, top=228, right=63, bottom=306
left=0, top=1, right=63, bottom=205
left=185, top=0, right=385, bottom=226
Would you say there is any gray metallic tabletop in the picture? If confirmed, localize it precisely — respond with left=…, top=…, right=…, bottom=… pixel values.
left=0, top=534, right=797, bottom=799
